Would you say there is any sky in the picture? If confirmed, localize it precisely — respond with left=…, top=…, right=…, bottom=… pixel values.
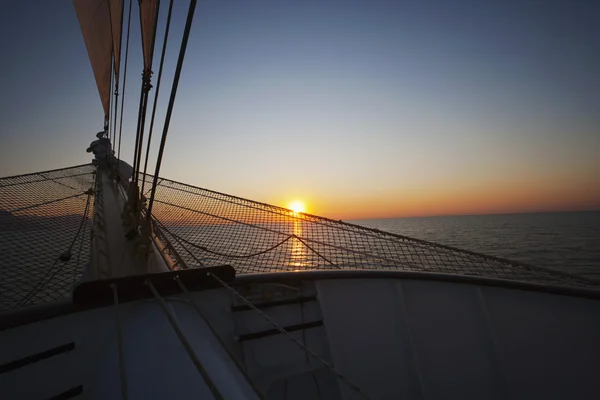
left=0, top=0, right=599, bottom=220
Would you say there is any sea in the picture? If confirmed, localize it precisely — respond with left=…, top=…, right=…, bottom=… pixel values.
left=1, top=210, right=599, bottom=311
left=350, top=210, right=600, bottom=279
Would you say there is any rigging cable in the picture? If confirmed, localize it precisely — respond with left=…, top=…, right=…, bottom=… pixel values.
left=132, top=4, right=160, bottom=186
left=111, top=284, right=129, bottom=400
left=131, top=78, right=146, bottom=184
left=152, top=213, right=340, bottom=267
left=107, top=0, right=114, bottom=148
left=117, top=0, right=133, bottom=164
left=7, top=192, right=86, bottom=214
left=108, top=52, right=114, bottom=145
left=151, top=218, right=205, bottom=268
left=16, top=188, right=94, bottom=307
left=207, top=271, right=370, bottom=398
left=146, top=0, right=198, bottom=221
left=110, top=0, right=124, bottom=157
left=147, top=280, right=224, bottom=399
left=111, top=67, right=117, bottom=155
left=173, top=276, right=266, bottom=398
left=141, top=0, right=174, bottom=196
left=133, top=77, right=151, bottom=184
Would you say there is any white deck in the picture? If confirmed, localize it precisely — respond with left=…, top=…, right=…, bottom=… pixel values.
left=1, top=275, right=599, bottom=399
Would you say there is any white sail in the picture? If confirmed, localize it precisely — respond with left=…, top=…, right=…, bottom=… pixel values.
left=73, top=0, right=113, bottom=120
left=139, top=0, right=160, bottom=74
left=109, top=0, right=124, bottom=85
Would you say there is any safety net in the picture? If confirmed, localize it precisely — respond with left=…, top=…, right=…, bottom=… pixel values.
left=138, top=173, right=598, bottom=289
left=0, top=164, right=96, bottom=311
left=1, top=163, right=596, bottom=313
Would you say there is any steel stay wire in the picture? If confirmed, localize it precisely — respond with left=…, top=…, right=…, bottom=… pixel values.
left=117, top=0, right=133, bottom=164
left=145, top=0, right=198, bottom=221
left=107, top=0, right=124, bottom=155
left=141, top=0, right=175, bottom=196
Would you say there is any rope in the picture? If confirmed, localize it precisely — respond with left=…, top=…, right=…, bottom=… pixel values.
left=147, top=280, right=224, bottom=399
left=173, top=276, right=265, bottom=398
left=144, top=178, right=162, bottom=197
left=168, top=228, right=294, bottom=259
left=149, top=199, right=357, bottom=268
left=108, top=52, right=113, bottom=145
left=111, top=284, right=129, bottom=400
left=147, top=192, right=405, bottom=269
left=141, top=0, right=175, bottom=196
left=133, top=75, right=152, bottom=185
left=145, top=0, right=198, bottom=220
left=298, top=285, right=323, bottom=399
left=152, top=215, right=337, bottom=268
left=7, top=192, right=86, bottom=214
left=113, top=89, right=119, bottom=155
left=132, top=74, right=152, bottom=186
left=144, top=175, right=569, bottom=279
left=151, top=218, right=204, bottom=268
left=159, top=178, right=590, bottom=281
left=154, top=219, right=205, bottom=269
left=73, top=204, right=88, bottom=285
left=294, top=236, right=338, bottom=268
left=38, top=172, right=79, bottom=191
left=117, top=0, right=133, bottom=163
left=140, top=178, right=582, bottom=284
left=151, top=212, right=340, bottom=270
left=16, top=257, right=62, bottom=307
left=0, top=171, right=92, bottom=188
left=16, top=190, right=93, bottom=307
left=207, top=272, right=370, bottom=399
left=153, top=193, right=412, bottom=268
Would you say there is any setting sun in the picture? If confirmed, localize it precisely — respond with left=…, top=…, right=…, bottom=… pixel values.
left=288, top=200, right=306, bottom=214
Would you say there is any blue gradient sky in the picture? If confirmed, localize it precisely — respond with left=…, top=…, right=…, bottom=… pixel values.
left=1, top=0, right=599, bottom=218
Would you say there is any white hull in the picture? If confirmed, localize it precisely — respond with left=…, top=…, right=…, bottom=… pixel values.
left=2, top=271, right=599, bottom=399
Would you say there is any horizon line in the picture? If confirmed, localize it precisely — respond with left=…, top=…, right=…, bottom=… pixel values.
left=346, top=208, right=600, bottom=221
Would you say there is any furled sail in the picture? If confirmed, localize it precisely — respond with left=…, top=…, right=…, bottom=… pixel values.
left=109, top=0, right=124, bottom=85
left=73, top=0, right=113, bottom=119
left=139, top=0, right=160, bottom=74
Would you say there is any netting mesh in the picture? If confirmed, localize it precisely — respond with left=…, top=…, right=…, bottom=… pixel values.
left=1, top=163, right=596, bottom=313
left=0, top=164, right=96, bottom=311
left=138, top=174, right=598, bottom=289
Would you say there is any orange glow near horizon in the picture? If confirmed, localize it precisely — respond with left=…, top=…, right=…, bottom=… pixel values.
left=288, top=179, right=600, bottom=221
left=3, top=0, right=600, bottom=231
left=288, top=200, right=306, bottom=214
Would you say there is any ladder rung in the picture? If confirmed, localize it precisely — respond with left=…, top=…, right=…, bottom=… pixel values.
left=47, top=385, right=83, bottom=400
left=232, top=295, right=317, bottom=312
left=0, top=342, right=75, bottom=374
left=238, top=320, right=323, bottom=342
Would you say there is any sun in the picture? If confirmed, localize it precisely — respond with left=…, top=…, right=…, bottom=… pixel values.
left=288, top=200, right=306, bottom=214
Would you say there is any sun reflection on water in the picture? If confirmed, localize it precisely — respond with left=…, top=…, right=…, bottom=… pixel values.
left=290, top=219, right=309, bottom=268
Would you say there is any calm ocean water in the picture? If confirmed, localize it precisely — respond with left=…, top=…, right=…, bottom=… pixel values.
left=351, top=210, right=600, bottom=279
left=2, top=210, right=599, bottom=310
